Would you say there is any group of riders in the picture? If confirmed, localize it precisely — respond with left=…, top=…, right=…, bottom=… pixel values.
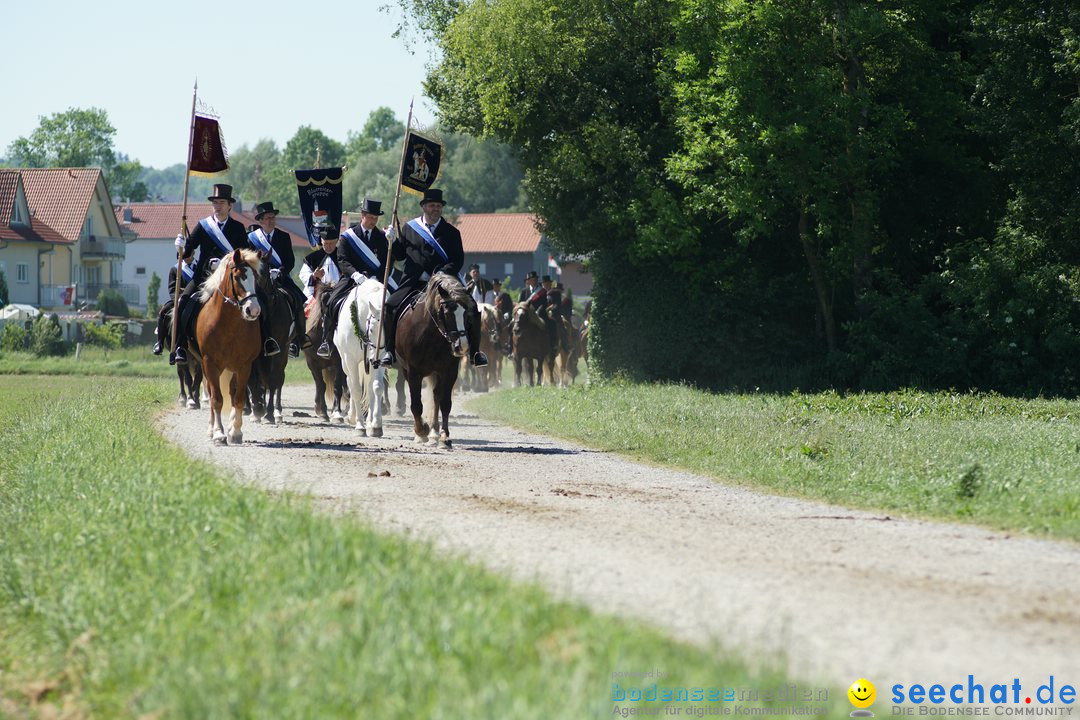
left=153, top=183, right=491, bottom=371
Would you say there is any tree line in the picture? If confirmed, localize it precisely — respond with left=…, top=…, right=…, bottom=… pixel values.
left=4, top=106, right=527, bottom=216
left=399, top=0, right=1080, bottom=395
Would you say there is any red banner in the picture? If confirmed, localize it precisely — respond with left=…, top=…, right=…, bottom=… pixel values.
left=189, top=115, right=229, bottom=176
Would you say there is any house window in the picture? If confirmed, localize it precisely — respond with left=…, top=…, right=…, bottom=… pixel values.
left=12, top=201, right=27, bottom=226
left=135, top=267, right=146, bottom=275
left=17, top=263, right=29, bottom=283
left=504, top=262, right=514, bottom=276
left=85, top=215, right=94, bottom=239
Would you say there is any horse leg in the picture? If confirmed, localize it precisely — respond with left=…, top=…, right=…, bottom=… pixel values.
left=514, top=354, right=523, bottom=387
left=407, top=373, right=429, bottom=442
left=227, top=368, right=246, bottom=445
left=367, top=365, right=386, bottom=437
left=333, top=365, right=348, bottom=422
left=435, top=374, right=454, bottom=450
left=204, top=360, right=227, bottom=444
left=310, top=363, right=329, bottom=421
left=395, top=369, right=407, bottom=416
left=342, top=351, right=363, bottom=433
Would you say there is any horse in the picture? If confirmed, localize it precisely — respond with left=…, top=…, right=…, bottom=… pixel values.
left=303, top=281, right=348, bottom=423
left=189, top=248, right=264, bottom=445
left=334, top=277, right=390, bottom=436
left=247, top=264, right=293, bottom=424
left=512, top=300, right=554, bottom=386
left=165, top=303, right=203, bottom=408
left=580, top=299, right=591, bottom=367
left=396, top=272, right=476, bottom=448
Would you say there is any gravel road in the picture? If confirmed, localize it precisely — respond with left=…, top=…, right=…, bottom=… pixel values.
left=160, top=383, right=1080, bottom=692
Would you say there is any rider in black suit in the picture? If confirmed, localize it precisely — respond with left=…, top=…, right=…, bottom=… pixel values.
left=377, top=188, right=487, bottom=368
left=170, top=184, right=252, bottom=365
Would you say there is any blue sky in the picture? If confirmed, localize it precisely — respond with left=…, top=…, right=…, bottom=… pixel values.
left=4, top=0, right=437, bottom=169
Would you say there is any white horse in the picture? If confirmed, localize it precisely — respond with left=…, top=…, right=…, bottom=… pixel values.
left=334, top=277, right=389, bottom=436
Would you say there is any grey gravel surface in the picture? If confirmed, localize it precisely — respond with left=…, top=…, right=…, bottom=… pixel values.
left=160, top=383, right=1080, bottom=691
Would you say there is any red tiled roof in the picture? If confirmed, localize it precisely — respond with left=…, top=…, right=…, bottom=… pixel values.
left=114, top=202, right=256, bottom=240
left=0, top=170, right=68, bottom=244
left=19, top=168, right=102, bottom=242
left=0, top=171, right=17, bottom=223
left=456, top=213, right=542, bottom=253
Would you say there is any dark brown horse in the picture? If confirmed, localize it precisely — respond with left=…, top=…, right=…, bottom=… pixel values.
left=512, top=301, right=553, bottom=386
left=192, top=248, right=264, bottom=444
left=303, top=281, right=348, bottom=422
left=248, top=260, right=293, bottom=424
left=395, top=273, right=476, bottom=448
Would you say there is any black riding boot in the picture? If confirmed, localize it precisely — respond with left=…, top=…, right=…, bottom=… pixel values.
left=317, top=309, right=336, bottom=358
left=260, top=315, right=280, bottom=357
left=153, top=302, right=170, bottom=355
left=377, top=309, right=398, bottom=367
left=170, top=296, right=188, bottom=365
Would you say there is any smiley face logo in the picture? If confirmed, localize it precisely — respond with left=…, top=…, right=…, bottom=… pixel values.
left=848, top=679, right=877, bottom=714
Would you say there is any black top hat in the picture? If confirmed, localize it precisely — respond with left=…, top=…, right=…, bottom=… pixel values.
left=321, top=226, right=340, bottom=241
left=492, top=278, right=502, bottom=285
left=360, top=198, right=384, bottom=216
left=208, top=184, right=236, bottom=202
left=541, top=275, right=552, bottom=283
left=420, top=188, right=446, bottom=206
left=468, top=263, right=480, bottom=271
left=525, top=270, right=539, bottom=280
left=254, top=201, right=279, bottom=219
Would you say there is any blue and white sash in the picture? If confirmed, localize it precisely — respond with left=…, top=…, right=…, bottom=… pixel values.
left=343, top=228, right=398, bottom=290
left=180, top=260, right=195, bottom=283
left=199, top=216, right=234, bottom=256
left=407, top=218, right=463, bottom=284
left=247, top=228, right=283, bottom=268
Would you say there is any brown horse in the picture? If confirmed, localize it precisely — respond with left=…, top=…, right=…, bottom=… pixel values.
left=395, top=273, right=475, bottom=448
left=193, top=249, right=264, bottom=444
left=303, top=281, right=348, bottom=422
left=512, top=301, right=553, bottom=386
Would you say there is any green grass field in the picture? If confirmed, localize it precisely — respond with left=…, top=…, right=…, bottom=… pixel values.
left=468, top=379, right=1080, bottom=540
left=0, top=374, right=827, bottom=718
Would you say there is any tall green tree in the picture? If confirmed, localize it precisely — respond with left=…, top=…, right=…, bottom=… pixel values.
left=7, top=107, right=149, bottom=201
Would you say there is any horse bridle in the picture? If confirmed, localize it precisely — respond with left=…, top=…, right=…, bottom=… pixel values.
left=428, top=300, right=467, bottom=347
left=217, top=259, right=258, bottom=313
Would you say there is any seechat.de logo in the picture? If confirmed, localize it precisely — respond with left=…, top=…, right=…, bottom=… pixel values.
left=850, top=678, right=877, bottom=717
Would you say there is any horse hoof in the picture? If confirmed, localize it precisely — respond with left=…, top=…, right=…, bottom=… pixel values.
left=439, top=439, right=452, bottom=450
left=356, top=426, right=367, bottom=436
left=414, top=435, right=428, bottom=444
left=369, top=426, right=383, bottom=438
left=229, top=433, right=243, bottom=445
left=212, top=435, right=227, bottom=446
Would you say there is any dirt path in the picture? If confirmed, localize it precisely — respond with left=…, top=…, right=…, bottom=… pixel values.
left=161, top=384, right=1080, bottom=692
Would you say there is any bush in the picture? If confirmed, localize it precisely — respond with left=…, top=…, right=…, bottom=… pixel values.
left=83, top=322, right=124, bottom=359
left=1, top=323, right=27, bottom=352
left=96, top=287, right=130, bottom=317
left=29, top=314, right=68, bottom=357
left=146, top=272, right=161, bottom=318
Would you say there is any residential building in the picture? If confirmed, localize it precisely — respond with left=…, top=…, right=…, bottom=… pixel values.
left=8, top=168, right=134, bottom=309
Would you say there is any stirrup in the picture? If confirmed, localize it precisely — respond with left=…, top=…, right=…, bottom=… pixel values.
left=171, top=347, right=187, bottom=366
left=288, top=342, right=300, bottom=358
left=471, top=351, right=489, bottom=367
left=264, top=338, right=281, bottom=357
left=316, top=341, right=332, bottom=359
left=152, top=341, right=162, bottom=356
left=377, top=349, right=395, bottom=368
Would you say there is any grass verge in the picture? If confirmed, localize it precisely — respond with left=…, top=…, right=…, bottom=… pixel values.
left=0, top=346, right=313, bottom=383
left=0, top=375, right=831, bottom=718
left=467, top=380, right=1080, bottom=540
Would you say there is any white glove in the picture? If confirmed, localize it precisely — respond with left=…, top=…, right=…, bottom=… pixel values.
left=175, top=234, right=186, bottom=250
left=351, top=272, right=364, bottom=284
left=385, top=225, right=397, bottom=241
left=209, top=258, right=221, bottom=271
left=270, top=268, right=281, bottom=280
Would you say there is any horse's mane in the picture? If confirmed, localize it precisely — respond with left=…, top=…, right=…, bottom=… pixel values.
left=494, top=291, right=513, bottom=316
left=425, top=272, right=474, bottom=316
left=197, top=249, right=262, bottom=304
left=513, top=300, right=546, bottom=330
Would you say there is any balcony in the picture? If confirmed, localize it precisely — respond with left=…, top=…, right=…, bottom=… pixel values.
left=84, top=283, right=140, bottom=305
left=80, top=235, right=126, bottom=259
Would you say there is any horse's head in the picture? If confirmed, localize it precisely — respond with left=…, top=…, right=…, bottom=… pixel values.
left=425, top=273, right=473, bottom=358
left=199, top=248, right=262, bottom=321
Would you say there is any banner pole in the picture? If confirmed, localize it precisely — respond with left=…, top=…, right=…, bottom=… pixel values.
left=171, top=79, right=198, bottom=354
left=374, top=98, right=414, bottom=364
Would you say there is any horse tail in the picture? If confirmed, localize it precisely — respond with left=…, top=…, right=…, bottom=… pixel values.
left=421, top=374, right=437, bottom=432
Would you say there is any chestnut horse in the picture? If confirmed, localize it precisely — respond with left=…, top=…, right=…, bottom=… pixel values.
left=512, top=301, right=553, bottom=386
left=303, top=281, right=348, bottom=422
left=193, top=249, right=263, bottom=444
left=396, top=272, right=475, bottom=448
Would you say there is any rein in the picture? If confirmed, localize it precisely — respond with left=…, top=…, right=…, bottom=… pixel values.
left=428, top=302, right=465, bottom=347
left=215, top=263, right=257, bottom=313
